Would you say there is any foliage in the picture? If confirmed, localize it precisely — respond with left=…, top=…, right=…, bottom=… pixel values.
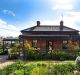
left=73, top=46, right=80, bottom=52
left=23, top=40, right=78, bottom=60
left=30, top=67, right=48, bottom=75
left=0, top=44, right=8, bottom=55
left=0, top=45, right=3, bottom=54
left=24, top=40, right=40, bottom=52
left=26, top=50, right=77, bottom=60
left=48, top=63, right=76, bottom=75
left=24, top=40, right=40, bottom=60
left=68, top=40, right=80, bottom=52
left=75, top=55, right=80, bottom=71
left=8, top=42, right=20, bottom=59
left=0, top=61, right=77, bottom=75
left=12, top=70, right=24, bottom=75
left=49, top=50, right=77, bottom=60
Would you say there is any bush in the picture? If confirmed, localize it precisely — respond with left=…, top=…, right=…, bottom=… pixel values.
left=75, top=55, right=80, bottom=71
left=8, top=42, right=20, bottom=59
left=26, top=50, right=77, bottom=60
left=0, top=45, right=8, bottom=55
left=12, top=70, right=24, bottom=75
left=30, top=67, right=48, bottom=75
left=48, top=50, right=77, bottom=60
left=49, top=63, right=76, bottom=75
left=0, top=61, right=77, bottom=75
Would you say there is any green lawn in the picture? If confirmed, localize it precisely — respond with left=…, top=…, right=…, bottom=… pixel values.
left=25, top=60, right=75, bottom=64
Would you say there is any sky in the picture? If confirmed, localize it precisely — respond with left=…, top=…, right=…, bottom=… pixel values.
left=0, top=0, right=80, bottom=37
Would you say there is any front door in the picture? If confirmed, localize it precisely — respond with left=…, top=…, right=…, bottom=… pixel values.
left=46, top=40, right=53, bottom=50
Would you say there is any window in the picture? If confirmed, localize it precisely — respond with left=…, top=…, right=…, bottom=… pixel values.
left=62, top=40, right=68, bottom=49
left=32, top=40, right=37, bottom=48
left=63, top=41, right=67, bottom=44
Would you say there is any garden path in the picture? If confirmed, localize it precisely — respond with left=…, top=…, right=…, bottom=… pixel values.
left=0, top=55, right=15, bottom=69
left=0, top=55, right=75, bottom=69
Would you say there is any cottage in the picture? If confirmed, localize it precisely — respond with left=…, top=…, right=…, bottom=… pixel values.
left=19, top=21, right=80, bottom=52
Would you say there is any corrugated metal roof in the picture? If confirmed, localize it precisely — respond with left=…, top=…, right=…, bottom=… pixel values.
left=21, top=25, right=78, bottom=32
left=33, top=26, right=77, bottom=31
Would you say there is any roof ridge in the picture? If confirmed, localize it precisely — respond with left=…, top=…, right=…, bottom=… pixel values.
left=29, top=26, right=36, bottom=31
left=21, top=26, right=36, bottom=32
left=38, top=25, right=59, bottom=27
left=63, top=26, right=78, bottom=31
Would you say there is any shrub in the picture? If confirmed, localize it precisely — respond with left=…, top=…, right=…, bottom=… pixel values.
left=12, top=70, right=24, bottom=75
left=24, top=40, right=78, bottom=60
left=49, top=63, right=76, bottom=75
left=26, top=50, right=77, bottom=60
left=75, top=55, right=80, bottom=71
left=37, top=63, right=47, bottom=67
left=0, top=61, right=77, bottom=75
left=8, top=42, right=20, bottom=59
left=30, top=67, right=48, bottom=75
left=48, top=50, right=77, bottom=61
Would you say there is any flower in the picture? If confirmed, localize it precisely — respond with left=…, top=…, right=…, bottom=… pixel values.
left=73, top=70, right=78, bottom=74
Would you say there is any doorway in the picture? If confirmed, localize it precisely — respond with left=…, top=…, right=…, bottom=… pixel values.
left=46, top=40, right=53, bottom=50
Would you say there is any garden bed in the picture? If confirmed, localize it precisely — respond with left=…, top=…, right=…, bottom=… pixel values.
left=0, top=61, right=78, bottom=75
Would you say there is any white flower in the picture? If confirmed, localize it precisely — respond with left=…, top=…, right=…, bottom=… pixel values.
left=73, top=70, right=78, bottom=74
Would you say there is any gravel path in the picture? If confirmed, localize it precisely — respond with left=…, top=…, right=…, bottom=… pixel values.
left=0, top=55, right=8, bottom=63
left=0, top=61, right=15, bottom=69
left=0, top=55, right=15, bottom=69
left=0, top=55, right=75, bottom=69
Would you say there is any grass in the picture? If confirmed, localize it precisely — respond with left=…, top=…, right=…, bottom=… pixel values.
left=0, top=60, right=75, bottom=69
left=24, top=60, right=75, bottom=64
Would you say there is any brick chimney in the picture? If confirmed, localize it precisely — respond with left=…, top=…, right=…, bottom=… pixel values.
left=60, top=20, right=63, bottom=31
left=37, top=21, right=40, bottom=26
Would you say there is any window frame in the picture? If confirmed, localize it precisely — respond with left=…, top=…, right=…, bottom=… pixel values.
left=32, top=40, right=37, bottom=48
left=62, top=40, right=68, bottom=49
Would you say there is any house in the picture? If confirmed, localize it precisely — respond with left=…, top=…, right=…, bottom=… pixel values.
left=19, top=21, right=80, bottom=52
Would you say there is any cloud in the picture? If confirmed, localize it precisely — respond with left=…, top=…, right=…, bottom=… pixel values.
left=0, top=19, right=20, bottom=37
left=37, top=11, right=80, bottom=31
left=66, top=11, right=80, bottom=20
left=53, top=5, right=73, bottom=10
left=52, top=0, right=75, bottom=10
left=63, top=11, right=80, bottom=29
left=41, top=20, right=59, bottom=25
left=46, top=0, right=80, bottom=31
left=3, top=9, right=15, bottom=17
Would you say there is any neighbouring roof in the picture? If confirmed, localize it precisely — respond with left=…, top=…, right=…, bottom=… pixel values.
left=3, top=38, right=19, bottom=41
left=21, top=25, right=79, bottom=32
